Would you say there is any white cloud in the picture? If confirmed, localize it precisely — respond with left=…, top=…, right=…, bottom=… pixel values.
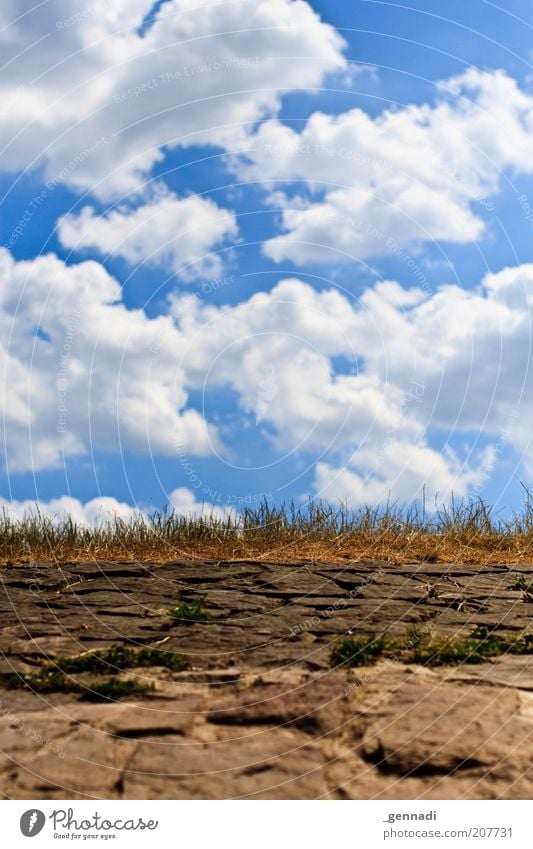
left=170, top=282, right=459, bottom=504
left=171, top=263, right=533, bottom=504
left=172, top=280, right=405, bottom=457
left=57, top=188, right=238, bottom=280
left=1, top=245, right=531, bottom=505
left=0, top=248, right=215, bottom=472
left=234, top=69, right=533, bottom=264
left=168, top=486, right=231, bottom=520
left=0, top=495, right=141, bottom=525
left=0, top=0, right=346, bottom=197
left=314, top=441, right=490, bottom=508
left=0, top=487, right=226, bottom=524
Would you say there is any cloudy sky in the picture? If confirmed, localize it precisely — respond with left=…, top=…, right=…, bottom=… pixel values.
left=1, top=0, right=533, bottom=521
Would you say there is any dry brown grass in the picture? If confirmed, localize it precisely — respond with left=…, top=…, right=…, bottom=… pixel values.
left=1, top=496, right=533, bottom=565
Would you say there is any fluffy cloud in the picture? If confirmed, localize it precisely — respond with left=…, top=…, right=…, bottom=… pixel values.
left=171, top=263, right=533, bottom=504
left=172, top=279, right=405, bottom=454
left=314, top=442, right=489, bottom=507
left=234, top=69, right=533, bottom=264
left=0, top=248, right=214, bottom=472
left=0, top=495, right=141, bottom=525
left=57, top=189, right=238, bottom=280
left=168, top=486, right=230, bottom=520
left=0, top=0, right=346, bottom=197
left=0, top=487, right=226, bottom=524
left=2, top=243, right=531, bottom=505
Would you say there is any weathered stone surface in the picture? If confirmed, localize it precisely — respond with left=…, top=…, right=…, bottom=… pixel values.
left=0, top=560, right=532, bottom=799
left=361, top=679, right=532, bottom=777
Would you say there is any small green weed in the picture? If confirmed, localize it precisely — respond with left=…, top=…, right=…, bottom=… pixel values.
left=0, top=645, right=186, bottom=700
left=508, top=574, right=533, bottom=594
left=2, top=670, right=79, bottom=695
left=2, top=670, right=152, bottom=700
left=331, top=625, right=533, bottom=669
left=80, top=677, right=154, bottom=702
left=168, top=596, right=211, bottom=623
left=331, top=633, right=397, bottom=668
left=57, top=646, right=188, bottom=673
left=409, top=626, right=504, bottom=665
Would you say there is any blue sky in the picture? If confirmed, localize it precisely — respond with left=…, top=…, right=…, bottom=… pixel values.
left=1, top=0, right=533, bottom=521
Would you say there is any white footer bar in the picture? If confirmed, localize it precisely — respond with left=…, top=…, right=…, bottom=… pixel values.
left=3, top=799, right=532, bottom=848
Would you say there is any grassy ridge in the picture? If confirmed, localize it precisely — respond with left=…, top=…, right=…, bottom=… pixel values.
left=1, top=495, right=533, bottom=564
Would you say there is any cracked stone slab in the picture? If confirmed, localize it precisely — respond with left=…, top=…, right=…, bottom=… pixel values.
left=0, top=560, right=532, bottom=799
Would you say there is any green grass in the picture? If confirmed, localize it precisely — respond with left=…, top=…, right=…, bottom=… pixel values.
left=408, top=626, right=511, bottom=665
left=2, top=670, right=154, bottom=700
left=332, top=625, right=533, bottom=669
left=330, top=633, right=398, bottom=667
left=2, top=670, right=80, bottom=695
left=168, top=596, right=211, bottom=623
left=57, top=646, right=189, bottom=673
left=80, top=677, right=154, bottom=702
left=508, top=574, right=533, bottom=594
left=1, top=645, right=188, bottom=700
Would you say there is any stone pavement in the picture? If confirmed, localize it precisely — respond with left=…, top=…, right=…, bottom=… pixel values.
left=0, top=559, right=531, bottom=799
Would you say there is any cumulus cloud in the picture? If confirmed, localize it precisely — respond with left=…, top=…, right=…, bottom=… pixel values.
left=172, top=278, right=405, bottom=455
left=57, top=189, right=239, bottom=280
left=0, top=0, right=346, bottom=197
left=0, top=487, right=227, bottom=524
left=0, top=248, right=214, bottom=472
left=168, top=486, right=231, bottom=520
left=314, top=442, right=490, bottom=508
left=234, top=69, right=533, bottom=264
left=171, top=263, right=533, bottom=504
left=1, top=244, right=531, bottom=504
left=0, top=494, right=141, bottom=525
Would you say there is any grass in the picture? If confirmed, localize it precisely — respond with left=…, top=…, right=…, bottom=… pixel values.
left=1, top=670, right=154, bottom=699
left=3, top=670, right=79, bottom=695
left=508, top=574, right=533, bottom=594
left=56, top=646, right=189, bottom=673
left=80, top=678, right=154, bottom=702
left=1, top=493, right=533, bottom=564
left=331, top=625, right=533, bottom=669
left=1, top=645, right=188, bottom=700
left=330, top=633, right=398, bottom=667
left=168, top=597, right=211, bottom=623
